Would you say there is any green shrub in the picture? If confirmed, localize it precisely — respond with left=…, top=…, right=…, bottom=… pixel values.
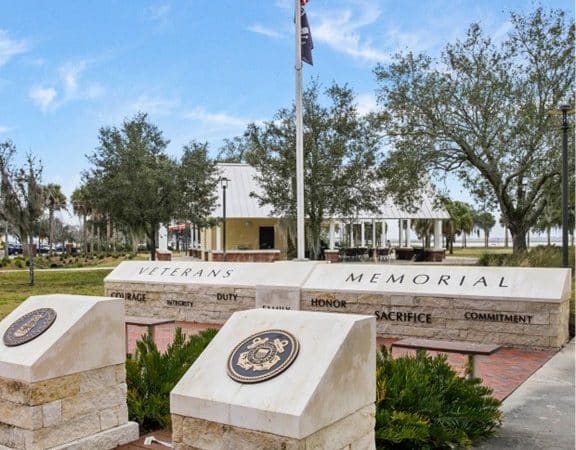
left=478, top=245, right=574, bottom=270
left=126, top=328, right=218, bottom=432
left=375, top=347, right=501, bottom=449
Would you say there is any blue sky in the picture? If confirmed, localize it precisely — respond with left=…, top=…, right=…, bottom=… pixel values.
left=0, top=0, right=572, bottom=219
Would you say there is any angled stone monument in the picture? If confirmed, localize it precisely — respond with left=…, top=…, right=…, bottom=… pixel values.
left=0, top=294, right=138, bottom=450
left=171, top=309, right=376, bottom=449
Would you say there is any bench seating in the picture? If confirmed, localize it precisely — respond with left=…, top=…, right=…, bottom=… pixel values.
left=125, top=315, right=175, bottom=352
left=391, top=337, right=501, bottom=379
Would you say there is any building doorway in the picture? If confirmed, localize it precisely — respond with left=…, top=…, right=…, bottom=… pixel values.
left=259, top=226, right=275, bottom=249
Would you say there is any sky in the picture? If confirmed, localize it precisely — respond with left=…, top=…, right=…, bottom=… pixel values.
left=0, top=0, right=573, bottom=230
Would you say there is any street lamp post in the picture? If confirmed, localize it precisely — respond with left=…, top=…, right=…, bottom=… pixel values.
left=220, top=177, right=230, bottom=259
left=559, top=104, right=571, bottom=268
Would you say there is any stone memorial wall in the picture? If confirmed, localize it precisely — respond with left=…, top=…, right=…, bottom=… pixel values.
left=105, top=261, right=571, bottom=348
left=301, top=265, right=571, bottom=348
left=104, top=261, right=316, bottom=322
left=0, top=294, right=138, bottom=450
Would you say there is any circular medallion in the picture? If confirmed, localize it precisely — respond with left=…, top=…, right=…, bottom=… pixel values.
left=227, top=329, right=299, bottom=384
left=3, top=308, right=57, bottom=347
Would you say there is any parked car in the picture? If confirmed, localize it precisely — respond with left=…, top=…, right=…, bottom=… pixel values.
left=7, top=243, right=23, bottom=255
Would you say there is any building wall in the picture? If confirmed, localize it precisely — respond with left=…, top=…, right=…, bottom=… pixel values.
left=203, top=218, right=288, bottom=259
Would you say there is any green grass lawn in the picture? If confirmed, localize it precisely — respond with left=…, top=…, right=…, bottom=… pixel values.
left=450, top=246, right=513, bottom=258
left=0, top=269, right=112, bottom=320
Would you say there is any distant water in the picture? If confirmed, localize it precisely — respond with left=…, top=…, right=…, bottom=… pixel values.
left=462, top=237, right=565, bottom=248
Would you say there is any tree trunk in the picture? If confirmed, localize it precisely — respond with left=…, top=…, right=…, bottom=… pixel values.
left=308, top=220, right=322, bottom=260
left=509, top=227, right=528, bottom=254
left=49, top=208, right=55, bottom=256
left=484, top=230, right=489, bottom=248
left=149, top=223, right=157, bottom=261
left=504, top=228, right=509, bottom=248
left=546, top=227, right=551, bottom=246
left=96, top=225, right=101, bottom=252
left=28, top=235, right=35, bottom=286
left=82, top=215, right=87, bottom=254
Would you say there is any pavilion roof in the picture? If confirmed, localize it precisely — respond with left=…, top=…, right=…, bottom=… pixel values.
left=210, top=163, right=450, bottom=220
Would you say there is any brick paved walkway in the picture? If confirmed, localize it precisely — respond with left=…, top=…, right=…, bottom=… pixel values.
left=119, top=321, right=557, bottom=448
left=127, top=321, right=555, bottom=401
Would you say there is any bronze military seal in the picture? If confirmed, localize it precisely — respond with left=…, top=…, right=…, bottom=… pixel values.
left=227, top=329, right=299, bottom=383
left=3, top=308, right=57, bottom=346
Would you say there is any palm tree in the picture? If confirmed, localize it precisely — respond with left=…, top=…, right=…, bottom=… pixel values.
left=441, top=198, right=474, bottom=254
left=412, top=219, right=433, bottom=247
left=474, top=211, right=496, bottom=248
left=44, top=183, right=67, bottom=254
left=71, top=186, right=92, bottom=253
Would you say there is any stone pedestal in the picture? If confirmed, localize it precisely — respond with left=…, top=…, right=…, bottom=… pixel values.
left=171, top=309, right=376, bottom=449
left=324, top=249, right=340, bottom=263
left=0, top=294, right=138, bottom=449
left=156, top=250, right=172, bottom=261
left=211, top=250, right=281, bottom=262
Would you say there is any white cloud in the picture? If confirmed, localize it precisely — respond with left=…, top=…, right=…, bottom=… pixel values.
left=128, top=95, right=179, bottom=116
left=356, top=93, right=377, bottom=115
left=58, top=60, right=105, bottom=101
left=29, top=86, right=58, bottom=111
left=0, top=125, right=11, bottom=134
left=145, top=3, right=172, bottom=28
left=185, top=107, right=247, bottom=128
left=0, top=30, right=28, bottom=67
left=29, top=59, right=105, bottom=112
left=247, top=25, right=283, bottom=39
left=59, top=61, right=85, bottom=97
left=311, top=3, right=388, bottom=63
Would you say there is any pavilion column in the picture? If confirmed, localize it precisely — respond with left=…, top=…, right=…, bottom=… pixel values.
left=381, top=220, right=386, bottom=247
left=201, top=227, right=210, bottom=260
left=329, top=219, right=336, bottom=250
left=398, top=220, right=402, bottom=247
left=404, top=219, right=411, bottom=247
left=434, top=219, right=443, bottom=249
left=361, top=222, right=365, bottom=247
left=372, top=219, right=377, bottom=261
left=349, top=222, right=354, bottom=247
left=215, top=225, right=222, bottom=251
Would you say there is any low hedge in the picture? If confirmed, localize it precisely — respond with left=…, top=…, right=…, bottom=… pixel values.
left=375, top=346, right=501, bottom=449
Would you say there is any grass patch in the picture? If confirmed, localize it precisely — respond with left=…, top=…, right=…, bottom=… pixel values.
left=451, top=247, right=513, bottom=258
left=0, top=269, right=112, bottom=320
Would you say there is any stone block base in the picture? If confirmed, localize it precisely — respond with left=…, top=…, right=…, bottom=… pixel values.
left=172, top=404, right=375, bottom=450
left=0, top=364, right=136, bottom=450
left=49, top=421, right=139, bottom=450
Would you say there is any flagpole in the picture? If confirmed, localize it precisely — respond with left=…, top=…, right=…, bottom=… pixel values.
left=294, top=0, right=306, bottom=260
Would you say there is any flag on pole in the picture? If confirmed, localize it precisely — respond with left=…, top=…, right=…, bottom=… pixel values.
left=300, top=3, right=313, bottom=65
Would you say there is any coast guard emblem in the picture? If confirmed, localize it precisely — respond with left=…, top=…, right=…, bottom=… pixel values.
left=3, top=308, right=57, bottom=347
left=227, top=330, right=299, bottom=383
